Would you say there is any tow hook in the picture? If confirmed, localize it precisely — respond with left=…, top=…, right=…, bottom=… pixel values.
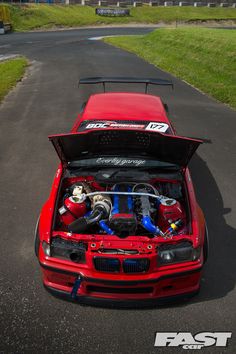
left=71, top=276, right=82, bottom=299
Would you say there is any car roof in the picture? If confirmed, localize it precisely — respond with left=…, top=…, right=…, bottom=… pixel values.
left=78, top=92, right=170, bottom=124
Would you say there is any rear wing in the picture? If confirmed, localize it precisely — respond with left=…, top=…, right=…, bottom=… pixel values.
left=79, top=77, right=174, bottom=94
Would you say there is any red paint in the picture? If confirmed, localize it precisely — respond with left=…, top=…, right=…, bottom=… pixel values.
left=59, top=197, right=87, bottom=226
left=74, top=93, right=170, bottom=128
left=158, top=200, right=186, bottom=229
left=37, top=91, right=206, bottom=303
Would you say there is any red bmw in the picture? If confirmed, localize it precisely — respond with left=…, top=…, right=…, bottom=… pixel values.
left=35, top=78, right=208, bottom=306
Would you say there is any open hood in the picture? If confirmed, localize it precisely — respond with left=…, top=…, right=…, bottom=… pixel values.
left=49, top=129, right=202, bottom=168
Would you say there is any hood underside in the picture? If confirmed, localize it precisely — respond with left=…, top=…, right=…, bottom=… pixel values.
left=49, top=129, right=202, bottom=168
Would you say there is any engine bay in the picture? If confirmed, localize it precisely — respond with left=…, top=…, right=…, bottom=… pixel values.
left=55, top=174, right=190, bottom=239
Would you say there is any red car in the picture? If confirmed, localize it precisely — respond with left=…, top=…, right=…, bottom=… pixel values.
left=35, top=78, right=208, bottom=306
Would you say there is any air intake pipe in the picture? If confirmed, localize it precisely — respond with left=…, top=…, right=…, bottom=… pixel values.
left=139, top=194, right=164, bottom=237
left=142, top=216, right=164, bottom=237
left=68, top=197, right=111, bottom=234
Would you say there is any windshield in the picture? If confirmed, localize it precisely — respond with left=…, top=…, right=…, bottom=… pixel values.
left=68, top=156, right=179, bottom=169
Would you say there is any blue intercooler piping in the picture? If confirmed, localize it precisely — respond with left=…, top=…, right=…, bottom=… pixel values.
left=99, top=220, right=114, bottom=235
left=142, top=216, right=164, bottom=236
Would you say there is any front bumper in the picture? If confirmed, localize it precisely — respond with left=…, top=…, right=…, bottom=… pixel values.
left=44, top=283, right=200, bottom=308
left=40, top=261, right=202, bottom=306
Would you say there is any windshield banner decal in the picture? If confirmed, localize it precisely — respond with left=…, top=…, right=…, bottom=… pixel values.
left=78, top=120, right=169, bottom=133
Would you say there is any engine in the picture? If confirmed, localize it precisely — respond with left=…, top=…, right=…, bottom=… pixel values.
left=58, top=179, right=187, bottom=238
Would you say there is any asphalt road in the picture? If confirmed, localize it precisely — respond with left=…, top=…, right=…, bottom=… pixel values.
left=0, top=27, right=236, bottom=354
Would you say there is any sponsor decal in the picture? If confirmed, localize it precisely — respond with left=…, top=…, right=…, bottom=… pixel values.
left=154, top=332, right=232, bottom=350
left=78, top=120, right=169, bottom=132
left=85, top=122, right=110, bottom=129
left=96, top=157, right=146, bottom=167
left=85, top=121, right=145, bottom=130
left=145, top=122, right=169, bottom=132
left=109, top=123, right=145, bottom=129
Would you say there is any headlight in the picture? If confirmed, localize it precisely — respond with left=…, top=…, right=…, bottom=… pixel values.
left=42, top=241, right=51, bottom=257
left=158, top=242, right=201, bottom=265
left=50, top=236, right=87, bottom=263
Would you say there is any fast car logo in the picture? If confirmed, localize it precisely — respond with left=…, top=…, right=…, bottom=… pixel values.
left=154, top=332, right=232, bottom=349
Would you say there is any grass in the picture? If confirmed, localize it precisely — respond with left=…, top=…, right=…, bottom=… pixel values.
left=2, top=4, right=236, bottom=31
left=0, top=4, right=10, bottom=23
left=0, top=57, right=28, bottom=102
left=104, top=28, right=236, bottom=109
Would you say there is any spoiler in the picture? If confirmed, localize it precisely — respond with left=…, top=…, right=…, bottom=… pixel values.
left=78, top=77, right=174, bottom=94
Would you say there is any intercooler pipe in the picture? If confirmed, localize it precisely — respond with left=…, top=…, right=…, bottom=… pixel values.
left=142, top=216, right=164, bottom=237
left=99, top=220, right=114, bottom=235
left=68, top=201, right=110, bottom=234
